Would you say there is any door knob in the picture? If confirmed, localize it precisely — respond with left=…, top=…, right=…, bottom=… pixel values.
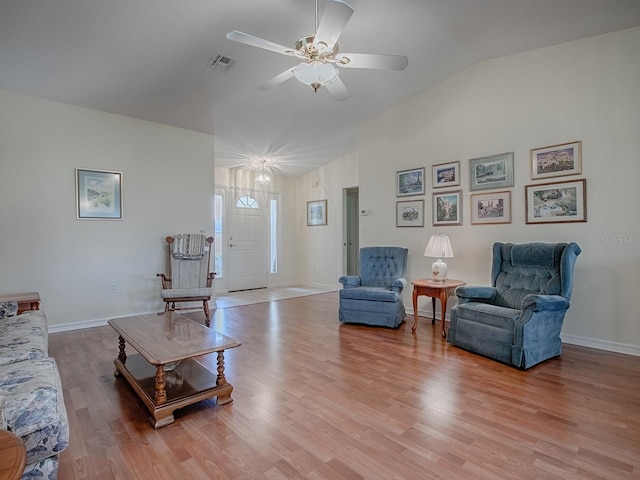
left=229, top=243, right=235, bottom=247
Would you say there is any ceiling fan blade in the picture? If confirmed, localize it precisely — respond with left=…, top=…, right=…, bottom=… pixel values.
left=336, top=53, right=408, bottom=71
left=325, top=77, right=351, bottom=101
left=226, top=30, right=294, bottom=56
left=256, top=68, right=296, bottom=90
left=314, top=0, right=354, bottom=52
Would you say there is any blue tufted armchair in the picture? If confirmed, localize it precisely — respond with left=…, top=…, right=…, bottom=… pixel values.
left=448, top=242, right=581, bottom=369
left=338, top=246, right=409, bottom=328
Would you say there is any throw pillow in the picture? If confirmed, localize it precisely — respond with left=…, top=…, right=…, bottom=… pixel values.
left=0, top=301, right=18, bottom=319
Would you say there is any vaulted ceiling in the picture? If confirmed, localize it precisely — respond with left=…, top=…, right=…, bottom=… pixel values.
left=2, top=0, right=639, bottom=176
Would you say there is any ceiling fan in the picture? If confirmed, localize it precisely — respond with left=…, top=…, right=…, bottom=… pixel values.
left=226, top=0, right=408, bottom=101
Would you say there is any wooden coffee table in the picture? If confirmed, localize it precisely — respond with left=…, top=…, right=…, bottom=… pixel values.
left=108, top=312, right=241, bottom=428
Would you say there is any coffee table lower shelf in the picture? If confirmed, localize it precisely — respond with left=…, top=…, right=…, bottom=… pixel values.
left=114, top=354, right=233, bottom=428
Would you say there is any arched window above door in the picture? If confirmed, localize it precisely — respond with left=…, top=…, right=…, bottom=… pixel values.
left=235, top=195, right=259, bottom=209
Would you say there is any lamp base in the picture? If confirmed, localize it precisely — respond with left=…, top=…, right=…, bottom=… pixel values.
left=431, top=258, right=448, bottom=282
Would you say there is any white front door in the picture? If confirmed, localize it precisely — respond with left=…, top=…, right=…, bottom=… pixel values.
left=227, top=191, right=268, bottom=291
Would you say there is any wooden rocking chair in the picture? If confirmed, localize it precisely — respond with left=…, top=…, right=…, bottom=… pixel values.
left=157, top=234, right=215, bottom=326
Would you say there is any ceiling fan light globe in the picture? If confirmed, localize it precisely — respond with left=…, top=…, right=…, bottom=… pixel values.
left=293, top=61, right=339, bottom=91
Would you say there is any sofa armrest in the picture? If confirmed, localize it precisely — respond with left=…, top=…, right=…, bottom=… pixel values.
left=522, top=294, right=570, bottom=312
left=0, top=395, right=6, bottom=429
left=339, top=276, right=361, bottom=288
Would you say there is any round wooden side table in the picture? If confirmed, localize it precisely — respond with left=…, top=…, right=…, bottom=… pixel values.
left=0, top=429, right=26, bottom=480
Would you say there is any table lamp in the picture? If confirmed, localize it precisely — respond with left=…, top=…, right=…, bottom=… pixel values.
left=424, top=234, right=454, bottom=282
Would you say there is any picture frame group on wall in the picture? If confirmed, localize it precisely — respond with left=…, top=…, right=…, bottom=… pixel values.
left=75, top=168, right=123, bottom=220
left=530, top=140, right=582, bottom=179
left=396, top=199, right=424, bottom=227
left=396, top=167, right=425, bottom=197
left=469, top=152, right=514, bottom=191
left=432, top=161, right=460, bottom=188
left=307, top=199, right=328, bottom=226
left=470, top=190, right=511, bottom=225
left=432, top=190, right=462, bottom=226
left=525, top=179, right=586, bottom=224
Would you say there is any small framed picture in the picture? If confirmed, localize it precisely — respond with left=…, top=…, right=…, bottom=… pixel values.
left=469, top=152, right=514, bottom=191
left=76, top=168, right=123, bottom=220
left=307, top=200, right=328, bottom=226
left=397, top=167, right=425, bottom=197
left=433, top=190, right=462, bottom=226
left=432, top=161, right=460, bottom=188
left=471, top=191, right=511, bottom=225
left=396, top=200, right=424, bottom=227
left=530, top=140, right=582, bottom=179
left=525, top=179, right=587, bottom=224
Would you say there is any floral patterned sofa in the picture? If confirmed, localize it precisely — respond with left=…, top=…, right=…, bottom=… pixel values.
left=0, top=301, right=69, bottom=480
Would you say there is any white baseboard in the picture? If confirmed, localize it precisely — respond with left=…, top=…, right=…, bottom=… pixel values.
left=561, top=334, right=640, bottom=356
left=48, top=310, right=158, bottom=334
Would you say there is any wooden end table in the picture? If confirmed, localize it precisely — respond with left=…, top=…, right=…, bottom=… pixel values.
left=0, top=292, right=40, bottom=314
left=411, top=278, right=466, bottom=337
left=0, top=429, right=26, bottom=480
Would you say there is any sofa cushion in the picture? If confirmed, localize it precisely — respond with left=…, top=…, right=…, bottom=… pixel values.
left=0, top=310, right=48, bottom=366
left=455, top=302, right=520, bottom=330
left=162, top=287, right=212, bottom=299
left=0, top=357, right=69, bottom=466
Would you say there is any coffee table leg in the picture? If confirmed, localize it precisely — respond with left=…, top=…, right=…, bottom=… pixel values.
left=154, top=366, right=167, bottom=404
left=215, top=351, right=234, bottom=405
left=114, top=336, right=127, bottom=376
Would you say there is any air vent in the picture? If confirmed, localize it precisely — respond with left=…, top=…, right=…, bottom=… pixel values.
left=209, top=53, right=235, bottom=71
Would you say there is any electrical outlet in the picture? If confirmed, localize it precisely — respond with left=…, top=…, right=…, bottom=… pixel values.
left=110, top=283, right=117, bottom=294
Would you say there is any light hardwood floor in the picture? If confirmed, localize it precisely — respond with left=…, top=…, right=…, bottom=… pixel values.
left=49, top=293, right=640, bottom=479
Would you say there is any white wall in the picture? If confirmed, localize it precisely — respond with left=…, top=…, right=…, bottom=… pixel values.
left=0, top=90, right=215, bottom=328
left=296, top=152, right=359, bottom=287
left=355, top=27, right=640, bottom=353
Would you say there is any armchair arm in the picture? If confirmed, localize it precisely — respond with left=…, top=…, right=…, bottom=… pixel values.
left=157, top=273, right=172, bottom=289
left=339, top=276, right=361, bottom=288
left=391, top=278, right=407, bottom=293
left=455, top=285, right=497, bottom=304
left=521, top=294, right=570, bottom=312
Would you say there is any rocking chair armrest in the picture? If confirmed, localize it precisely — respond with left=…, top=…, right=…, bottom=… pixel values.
left=157, top=273, right=172, bottom=289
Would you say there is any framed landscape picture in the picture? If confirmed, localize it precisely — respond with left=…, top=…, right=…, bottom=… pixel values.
left=432, top=161, right=460, bottom=188
left=469, top=152, right=514, bottom=191
left=397, top=167, right=425, bottom=197
left=471, top=191, right=511, bottom=225
left=75, top=168, right=123, bottom=220
left=433, top=190, right=462, bottom=226
left=307, top=200, right=327, bottom=226
left=525, top=179, right=586, bottom=224
left=396, top=200, right=424, bottom=227
left=530, top=140, right=582, bottom=179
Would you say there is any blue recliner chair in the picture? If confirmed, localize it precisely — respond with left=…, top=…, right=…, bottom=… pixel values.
left=448, top=242, right=581, bottom=369
left=338, top=246, right=409, bottom=328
